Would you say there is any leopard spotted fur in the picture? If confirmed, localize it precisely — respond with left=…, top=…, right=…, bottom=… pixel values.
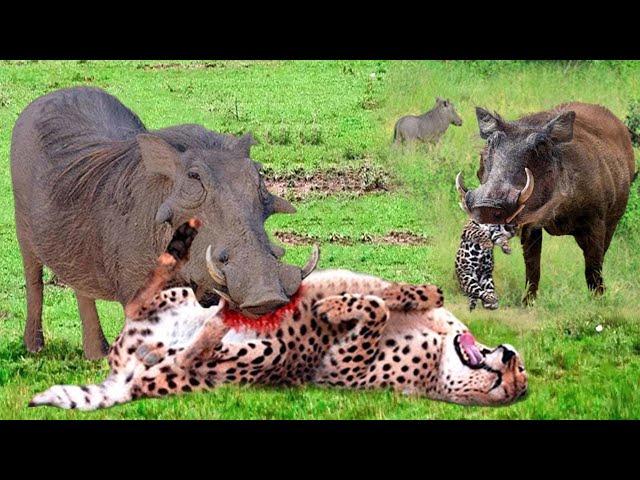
left=455, top=220, right=515, bottom=311
left=30, top=220, right=527, bottom=410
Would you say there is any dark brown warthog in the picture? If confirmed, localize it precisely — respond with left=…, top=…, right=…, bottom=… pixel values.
left=11, top=87, right=318, bottom=359
left=393, top=97, right=463, bottom=145
left=456, top=102, right=636, bottom=302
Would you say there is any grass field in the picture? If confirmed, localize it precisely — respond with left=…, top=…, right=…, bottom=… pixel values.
left=0, top=60, right=639, bottom=419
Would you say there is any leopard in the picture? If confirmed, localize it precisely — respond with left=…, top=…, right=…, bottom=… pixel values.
left=455, top=220, right=516, bottom=311
left=30, top=219, right=528, bottom=411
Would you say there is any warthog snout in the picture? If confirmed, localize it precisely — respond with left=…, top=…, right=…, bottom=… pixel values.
left=239, top=293, right=290, bottom=316
left=456, top=168, right=534, bottom=224
left=205, top=244, right=319, bottom=316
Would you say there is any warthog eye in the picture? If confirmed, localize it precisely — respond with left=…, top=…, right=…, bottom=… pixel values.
left=187, top=171, right=201, bottom=181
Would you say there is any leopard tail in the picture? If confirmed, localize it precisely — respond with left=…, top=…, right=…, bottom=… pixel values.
left=29, top=373, right=133, bottom=411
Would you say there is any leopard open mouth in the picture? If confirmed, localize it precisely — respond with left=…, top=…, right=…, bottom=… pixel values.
left=454, top=332, right=491, bottom=369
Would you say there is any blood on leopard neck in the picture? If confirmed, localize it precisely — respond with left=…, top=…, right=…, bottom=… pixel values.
left=221, top=286, right=305, bottom=333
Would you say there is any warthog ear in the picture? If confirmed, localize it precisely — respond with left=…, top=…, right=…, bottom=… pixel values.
left=545, top=111, right=575, bottom=144
left=235, top=132, right=258, bottom=157
left=137, top=134, right=183, bottom=179
left=476, top=107, right=504, bottom=139
left=271, top=195, right=296, bottom=214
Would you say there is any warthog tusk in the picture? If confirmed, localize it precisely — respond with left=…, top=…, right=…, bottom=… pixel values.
left=456, top=172, right=471, bottom=214
left=506, top=204, right=526, bottom=224
left=211, top=286, right=232, bottom=303
left=507, top=168, right=534, bottom=223
left=205, top=245, right=227, bottom=286
left=301, top=244, right=320, bottom=279
left=518, top=168, right=534, bottom=205
left=455, top=172, right=467, bottom=197
left=458, top=201, right=472, bottom=215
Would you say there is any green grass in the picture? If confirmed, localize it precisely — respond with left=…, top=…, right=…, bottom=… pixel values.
left=1, top=60, right=639, bottom=419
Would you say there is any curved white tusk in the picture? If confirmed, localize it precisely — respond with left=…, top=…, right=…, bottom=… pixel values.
left=455, top=171, right=468, bottom=198
left=205, top=245, right=227, bottom=286
left=301, top=244, right=320, bottom=279
left=456, top=172, right=471, bottom=215
left=458, top=201, right=472, bottom=215
left=518, top=168, right=535, bottom=205
left=505, top=204, right=526, bottom=224
left=211, top=286, right=232, bottom=303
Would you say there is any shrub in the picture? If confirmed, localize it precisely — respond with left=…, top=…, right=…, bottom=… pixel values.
left=625, top=99, right=640, bottom=147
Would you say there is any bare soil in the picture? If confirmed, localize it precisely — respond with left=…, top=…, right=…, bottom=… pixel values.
left=264, top=163, right=392, bottom=201
left=273, top=230, right=431, bottom=246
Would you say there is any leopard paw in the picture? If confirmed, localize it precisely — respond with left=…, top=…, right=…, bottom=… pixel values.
left=135, top=343, right=167, bottom=366
left=383, top=283, right=444, bottom=311
left=314, top=296, right=362, bottom=325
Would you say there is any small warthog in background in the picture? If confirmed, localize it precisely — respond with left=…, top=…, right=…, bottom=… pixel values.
left=11, top=87, right=318, bottom=359
left=393, top=97, right=463, bottom=145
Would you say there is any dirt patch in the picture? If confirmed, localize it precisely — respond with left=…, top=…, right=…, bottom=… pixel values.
left=273, top=232, right=320, bottom=246
left=372, top=230, right=432, bottom=245
left=274, top=230, right=431, bottom=246
left=265, top=163, right=392, bottom=201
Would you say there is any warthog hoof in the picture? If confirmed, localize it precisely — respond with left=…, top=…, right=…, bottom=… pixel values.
left=83, top=337, right=110, bottom=360
left=521, top=290, right=536, bottom=307
left=24, top=331, right=45, bottom=354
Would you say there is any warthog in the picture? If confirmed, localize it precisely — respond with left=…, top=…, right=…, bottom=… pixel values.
left=11, top=87, right=318, bottom=359
left=456, top=102, right=636, bottom=302
left=393, top=97, right=463, bottom=145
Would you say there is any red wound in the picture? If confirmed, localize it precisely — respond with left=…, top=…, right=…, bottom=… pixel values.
left=221, top=286, right=305, bottom=333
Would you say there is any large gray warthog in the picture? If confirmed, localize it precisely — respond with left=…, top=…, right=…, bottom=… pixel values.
left=456, top=102, right=636, bottom=302
left=393, top=97, right=463, bottom=145
left=11, top=87, right=317, bottom=359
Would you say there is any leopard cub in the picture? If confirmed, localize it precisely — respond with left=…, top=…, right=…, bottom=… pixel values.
left=455, top=220, right=515, bottom=311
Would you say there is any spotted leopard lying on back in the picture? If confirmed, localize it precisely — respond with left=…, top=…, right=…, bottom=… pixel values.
left=30, top=219, right=527, bottom=410
left=455, top=220, right=515, bottom=311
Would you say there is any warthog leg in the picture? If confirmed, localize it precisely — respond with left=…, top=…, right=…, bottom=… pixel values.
left=76, top=293, right=109, bottom=360
left=20, top=242, right=44, bottom=353
left=574, top=219, right=606, bottom=295
left=520, top=226, right=543, bottom=305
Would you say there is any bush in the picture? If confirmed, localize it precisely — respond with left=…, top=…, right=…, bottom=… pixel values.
left=625, top=99, right=640, bottom=147
left=618, top=180, right=640, bottom=236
